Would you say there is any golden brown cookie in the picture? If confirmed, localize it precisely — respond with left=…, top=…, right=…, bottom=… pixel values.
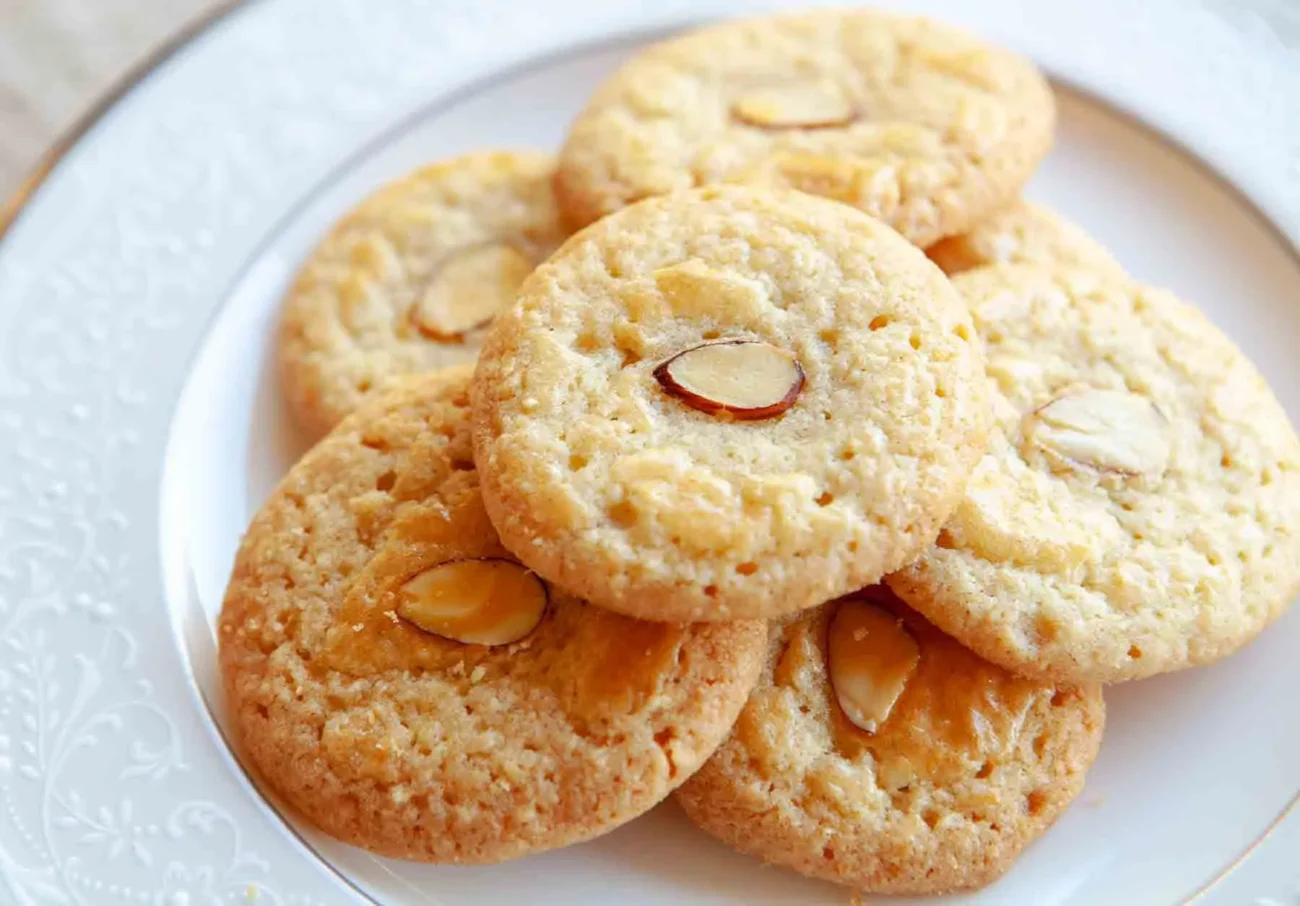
left=279, top=151, right=567, bottom=436
left=675, top=586, right=1105, bottom=895
left=219, top=369, right=766, bottom=862
left=926, top=200, right=1123, bottom=276
left=471, top=187, right=990, bottom=623
left=888, top=264, right=1300, bottom=683
left=556, top=10, right=1055, bottom=246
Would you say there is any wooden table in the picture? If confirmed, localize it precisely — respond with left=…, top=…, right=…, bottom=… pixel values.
left=0, top=0, right=218, bottom=200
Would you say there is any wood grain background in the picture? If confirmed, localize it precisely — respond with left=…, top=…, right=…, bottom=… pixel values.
left=0, top=0, right=217, bottom=200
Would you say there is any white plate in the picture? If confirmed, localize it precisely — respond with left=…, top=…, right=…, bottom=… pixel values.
left=1, top=1, right=1299, bottom=903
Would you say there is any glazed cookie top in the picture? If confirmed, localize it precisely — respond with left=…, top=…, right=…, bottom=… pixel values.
left=674, top=587, right=1105, bottom=895
left=472, top=187, right=990, bottom=623
left=219, top=369, right=766, bottom=863
left=888, top=264, right=1300, bottom=683
left=556, top=9, right=1054, bottom=246
left=279, top=151, right=568, bottom=436
left=926, top=200, right=1123, bottom=276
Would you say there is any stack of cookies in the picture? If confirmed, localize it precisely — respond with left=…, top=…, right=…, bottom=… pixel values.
left=220, top=7, right=1300, bottom=896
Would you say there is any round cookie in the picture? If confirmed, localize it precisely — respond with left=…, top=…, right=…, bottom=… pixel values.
left=279, top=151, right=568, bottom=436
left=219, top=369, right=766, bottom=862
left=675, top=586, right=1105, bottom=895
left=888, top=264, right=1300, bottom=683
left=926, top=200, right=1123, bottom=276
left=472, top=186, right=990, bottom=623
left=555, top=9, right=1054, bottom=246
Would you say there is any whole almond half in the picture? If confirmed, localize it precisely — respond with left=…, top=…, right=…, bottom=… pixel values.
left=411, top=242, right=534, bottom=341
left=653, top=339, right=804, bottom=420
left=1026, top=387, right=1170, bottom=478
left=396, top=558, right=547, bottom=646
left=827, top=598, right=921, bottom=735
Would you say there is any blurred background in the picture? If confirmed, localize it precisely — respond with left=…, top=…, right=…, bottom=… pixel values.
left=1, top=0, right=216, bottom=198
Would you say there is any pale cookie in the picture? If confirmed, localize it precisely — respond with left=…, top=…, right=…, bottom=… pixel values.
left=219, top=369, right=766, bottom=862
left=927, top=200, right=1123, bottom=276
left=472, top=187, right=990, bottom=623
left=279, top=151, right=567, bottom=436
left=675, top=586, right=1105, bottom=895
left=556, top=9, right=1054, bottom=246
left=888, top=264, right=1300, bottom=683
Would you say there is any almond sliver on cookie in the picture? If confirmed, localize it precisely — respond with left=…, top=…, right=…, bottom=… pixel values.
left=396, top=558, right=547, bottom=645
left=412, top=242, right=533, bottom=340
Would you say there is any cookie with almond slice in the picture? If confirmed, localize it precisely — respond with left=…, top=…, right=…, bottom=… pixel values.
left=471, top=187, right=990, bottom=623
left=675, top=585, right=1105, bottom=894
left=279, top=151, right=568, bottom=436
left=887, top=264, right=1300, bottom=683
left=555, top=9, right=1054, bottom=245
left=219, top=368, right=765, bottom=862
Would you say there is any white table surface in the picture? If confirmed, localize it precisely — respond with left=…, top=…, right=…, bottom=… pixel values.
left=0, top=0, right=218, bottom=201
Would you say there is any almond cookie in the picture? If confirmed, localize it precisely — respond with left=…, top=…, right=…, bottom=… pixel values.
left=888, top=264, right=1300, bottom=683
left=279, top=151, right=567, bottom=436
left=472, top=187, right=990, bottom=623
left=675, top=586, right=1105, bottom=895
left=219, top=368, right=766, bottom=862
left=555, top=9, right=1054, bottom=246
left=926, top=200, right=1123, bottom=276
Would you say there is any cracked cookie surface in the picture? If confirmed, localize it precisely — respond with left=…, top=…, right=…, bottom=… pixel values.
left=675, top=586, right=1104, bottom=894
left=471, top=186, right=989, bottom=623
left=279, top=151, right=568, bottom=436
left=888, top=264, right=1300, bottom=683
left=219, top=369, right=765, bottom=862
left=556, top=9, right=1054, bottom=246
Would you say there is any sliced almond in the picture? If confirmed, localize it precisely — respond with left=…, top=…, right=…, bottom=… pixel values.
left=732, top=84, right=856, bottom=130
left=653, top=340, right=804, bottom=420
left=827, top=598, right=920, bottom=735
left=411, top=242, right=533, bottom=341
left=395, top=558, right=546, bottom=646
left=1026, top=388, right=1169, bottom=478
